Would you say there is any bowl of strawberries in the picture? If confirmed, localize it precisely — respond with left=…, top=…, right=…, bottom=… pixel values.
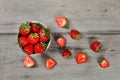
left=18, top=21, right=52, bottom=55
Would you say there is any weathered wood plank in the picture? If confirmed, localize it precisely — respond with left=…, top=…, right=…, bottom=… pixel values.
left=0, top=0, right=120, bottom=33
left=0, top=31, right=120, bottom=80
left=0, top=0, right=120, bottom=80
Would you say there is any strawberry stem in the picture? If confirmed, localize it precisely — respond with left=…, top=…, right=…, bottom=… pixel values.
left=97, top=56, right=105, bottom=63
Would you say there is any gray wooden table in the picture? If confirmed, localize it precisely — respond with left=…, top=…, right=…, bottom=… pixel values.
left=0, top=0, right=120, bottom=80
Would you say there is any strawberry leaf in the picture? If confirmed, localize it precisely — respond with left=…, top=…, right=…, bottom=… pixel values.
left=43, top=28, right=50, bottom=37
left=21, top=22, right=30, bottom=31
left=41, top=42, right=47, bottom=49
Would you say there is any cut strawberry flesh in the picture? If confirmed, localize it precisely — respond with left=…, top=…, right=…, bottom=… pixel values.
left=46, top=58, right=57, bottom=69
left=56, top=37, right=66, bottom=48
left=56, top=16, right=67, bottom=28
left=100, top=60, right=109, bottom=68
left=76, top=52, right=88, bottom=64
left=24, top=56, right=35, bottom=68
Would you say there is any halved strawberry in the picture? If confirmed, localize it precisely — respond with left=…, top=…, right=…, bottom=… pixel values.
left=46, top=58, right=57, bottom=69
left=28, top=33, right=39, bottom=44
left=62, top=49, right=72, bottom=58
left=30, top=23, right=40, bottom=33
left=23, top=44, right=33, bottom=55
left=34, top=43, right=46, bottom=54
left=55, top=36, right=66, bottom=48
left=18, top=36, right=29, bottom=47
left=23, top=56, right=35, bottom=68
left=39, top=28, right=50, bottom=42
left=19, top=22, right=31, bottom=36
left=98, top=57, right=109, bottom=68
left=90, top=41, right=101, bottom=52
left=56, top=16, right=68, bottom=28
left=76, top=52, right=88, bottom=64
left=70, top=29, right=80, bottom=40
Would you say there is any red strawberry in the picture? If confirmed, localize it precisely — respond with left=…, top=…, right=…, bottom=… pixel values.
left=55, top=36, right=66, bottom=48
left=23, top=44, right=33, bottom=55
left=30, top=23, right=40, bottom=33
left=98, top=57, right=109, bottom=68
left=76, top=52, right=88, bottom=64
left=70, top=29, right=80, bottom=40
left=19, top=22, right=31, bottom=36
left=56, top=16, right=68, bottom=28
left=34, top=43, right=46, bottom=54
left=28, top=33, right=39, bottom=44
left=46, top=58, right=57, bottom=69
left=62, top=49, right=72, bottom=58
left=90, top=41, right=101, bottom=52
left=39, top=28, right=50, bottom=42
left=18, top=36, right=29, bottom=47
left=23, top=56, right=35, bottom=68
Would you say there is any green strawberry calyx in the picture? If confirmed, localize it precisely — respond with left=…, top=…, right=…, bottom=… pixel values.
left=30, top=33, right=39, bottom=38
left=21, top=22, right=30, bottom=31
left=41, top=42, right=47, bottom=49
left=75, top=34, right=80, bottom=40
left=42, top=28, right=50, bottom=37
left=82, top=52, right=88, bottom=58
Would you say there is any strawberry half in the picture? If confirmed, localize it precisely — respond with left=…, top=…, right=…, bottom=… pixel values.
left=18, top=36, right=29, bottom=47
left=46, top=58, right=57, bottom=69
left=90, top=41, right=101, bottom=52
left=55, top=36, right=66, bottom=48
left=30, top=23, right=40, bottom=33
left=23, top=56, right=35, bottom=68
left=34, top=43, right=46, bottom=54
left=23, top=44, right=33, bottom=55
left=39, top=28, right=50, bottom=42
left=56, top=16, right=68, bottom=28
left=76, top=52, right=88, bottom=64
left=28, top=33, right=39, bottom=45
left=62, top=49, right=72, bottom=58
left=19, top=22, right=31, bottom=36
left=70, top=29, right=80, bottom=40
left=98, top=57, right=109, bottom=68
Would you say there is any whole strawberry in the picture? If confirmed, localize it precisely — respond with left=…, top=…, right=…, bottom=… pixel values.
left=18, top=36, right=29, bottom=47
left=24, top=56, right=35, bottom=68
left=39, top=28, right=50, bottom=42
left=28, top=33, right=39, bottom=45
left=70, top=29, right=80, bottom=40
left=23, top=44, right=33, bottom=55
left=19, top=22, right=31, bottom=36
left=76, top=52, right=88, bottom=64
left=34, top=43, right=46, bottom=54
left=90, top=41, right=101, bottom=52
left=30, top=23, right=40, bottom=33
left=62, top=49, right=72, bottom=58
left=56, top=16, right=68, bottom=28
left=55, top=36, right=66, bottom=48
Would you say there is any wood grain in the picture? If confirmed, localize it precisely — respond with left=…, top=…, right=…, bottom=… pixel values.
left=0, top=0, right=120, bottom=80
